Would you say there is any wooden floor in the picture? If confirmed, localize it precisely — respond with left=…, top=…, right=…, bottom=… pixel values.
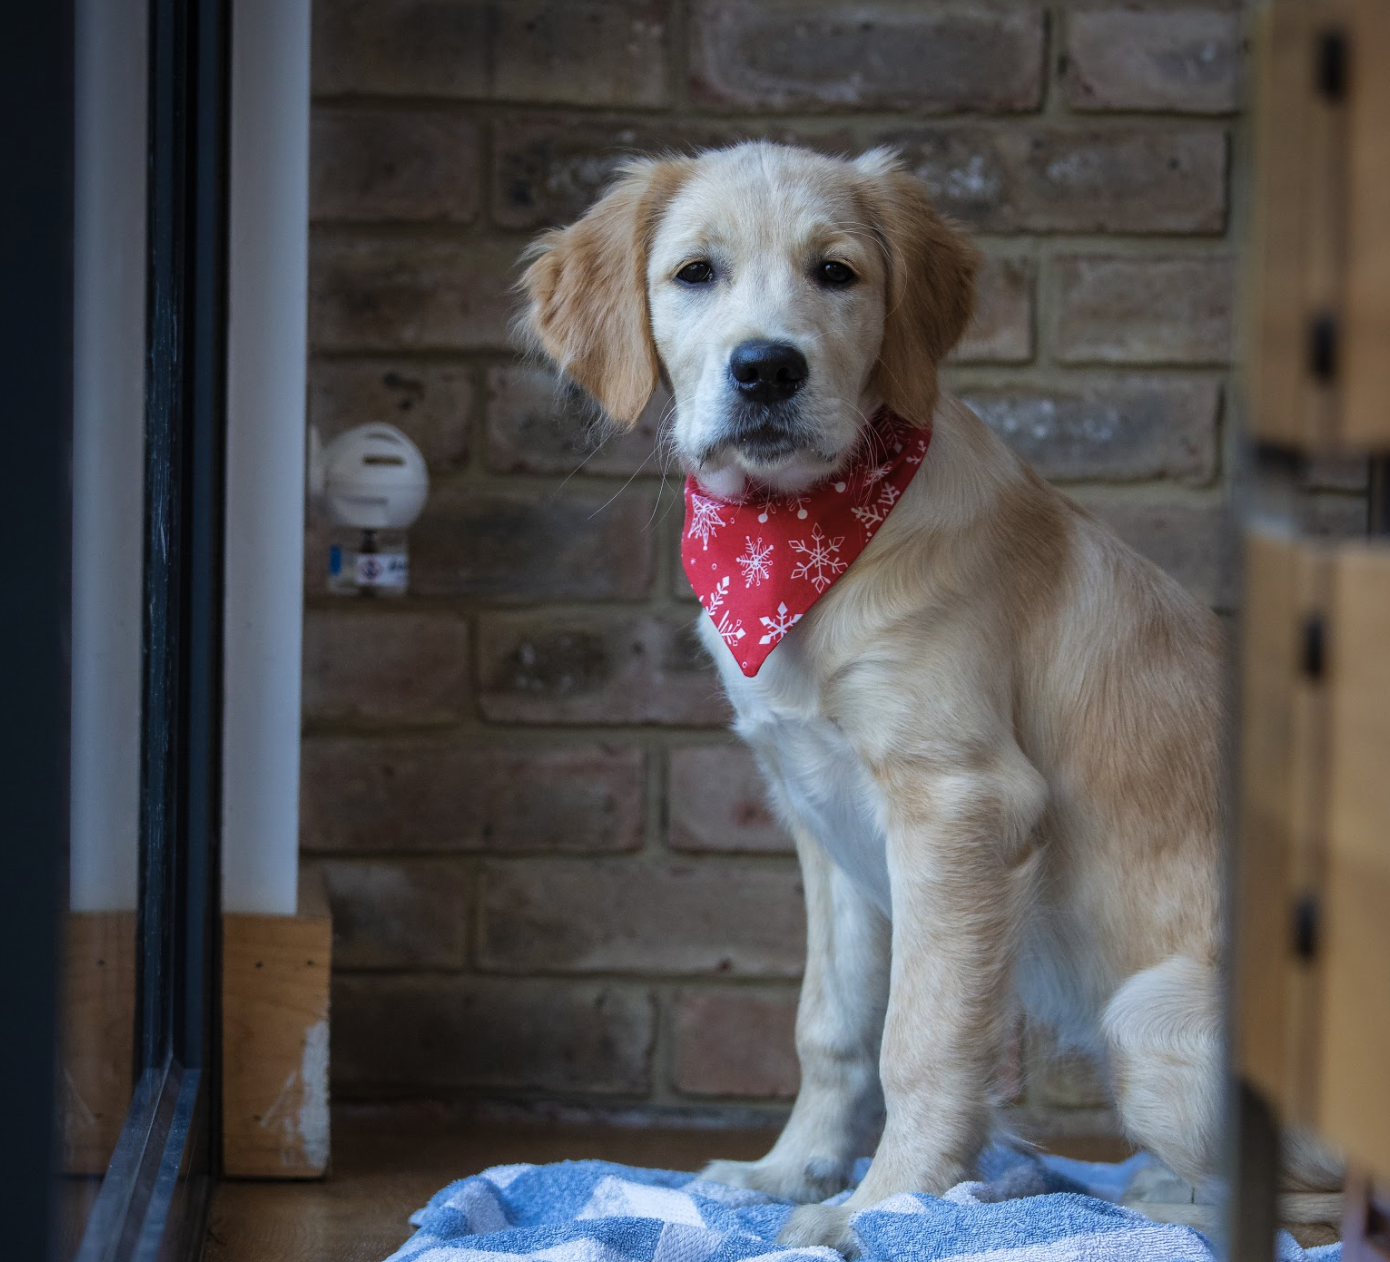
left=205, top=1105, right=782, bottom=1262
left=205, top=1105, right=1133, bottom=1262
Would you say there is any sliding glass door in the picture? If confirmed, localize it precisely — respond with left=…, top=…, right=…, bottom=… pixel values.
left=4, top=2, right=231, bottom=1258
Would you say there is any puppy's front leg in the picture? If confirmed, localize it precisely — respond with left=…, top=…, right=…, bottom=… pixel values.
left=703, top=823, right=889, bottom=1203
left=780, top=754, right=1045, bottom=1254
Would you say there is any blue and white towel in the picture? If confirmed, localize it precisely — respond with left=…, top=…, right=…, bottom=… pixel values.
left=385, top=1146, right=1339, bottom=1262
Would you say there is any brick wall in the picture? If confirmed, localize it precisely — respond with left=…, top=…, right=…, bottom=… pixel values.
left=301, top=0, right=1364, bottom=1132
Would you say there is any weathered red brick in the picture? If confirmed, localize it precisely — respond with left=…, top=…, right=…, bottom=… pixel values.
left=478, top=858, right=805, bottom=977
left=492, top=2, right=671, bottom=108
left=957, top=379, right=1219, bottom=484
left=300, top=739, right=645, bottom=854
left=1054, top=255, right=1234, bottom=365
left=311, top=107, right=481, bottom=223
left=313, top=0, right=489, bottom=98
left=1070, top=489, right=1232, bottom=609
left=879, top=125, right=1228, bottom=233
left=953, top=255, right=1035, bottom=364
left=491, top=114, right=854, bottom=229
left=303, top=515, right=333, bottom=598
left=409, top=485, right=656, bottom=600
left=314, top=0, right=673, bottom=107
left=309, top=236, right=517, bottom=352
left=672, top=535, right=700, bottom=602
left=1063, top=6, right=1244, bottom=115
left=478, top=613, right=731, bottom=726
left=668, top=745, right=792, bottom=854
left=312, top=857, right=469, bottom=969
left=672, top=991, right=800, bottom=1098
left=485, top=365, right=671, bottom=477
left=302, top=607, right=470, bottom=725
left=688, top=1, right=1044, bottom=113
left=308, top=360, right=472, bottom=471
left=334, top=975, right=656, bottom=1093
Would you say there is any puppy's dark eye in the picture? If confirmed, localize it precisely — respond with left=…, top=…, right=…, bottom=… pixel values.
left=675, top=260, right=714, bottom=285
left=817, top=260, right=856, bottom=286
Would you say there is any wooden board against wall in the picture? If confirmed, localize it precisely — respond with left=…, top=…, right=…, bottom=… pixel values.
left=60, top=911, right=136, bottom=1174
left=222, top=867, right=332, bottom=1178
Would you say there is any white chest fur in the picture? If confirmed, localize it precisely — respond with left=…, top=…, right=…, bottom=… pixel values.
left=698, top=615, right=894, bottom=917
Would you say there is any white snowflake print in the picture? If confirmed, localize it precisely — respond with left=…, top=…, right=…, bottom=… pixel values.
left=851, top=483, right=901, bottom=537
left=736, top=536, right=774, bottom=587
left=905, top=436, right=930, bottom=464
left=755, top=490, right=809, bottom=524
left=789, top=523, right=848, bottom=593
left=712, top=609, right=746, bottom=647
left=862, top=461, right=893, bottom=486
left=700, top=574, right=731, bottom=615
left=758, top=601, right=802, bottom=645
left=687, top=493, right=727, bottom=551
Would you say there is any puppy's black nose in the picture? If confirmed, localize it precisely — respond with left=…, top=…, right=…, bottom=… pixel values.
left=729, top=340, right=808, bottom=404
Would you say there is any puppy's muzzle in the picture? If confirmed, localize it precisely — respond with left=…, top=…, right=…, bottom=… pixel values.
left=729, top=340, right=808, bottom=406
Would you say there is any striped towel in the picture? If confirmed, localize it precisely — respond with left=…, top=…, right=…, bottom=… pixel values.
left=385, top=1145, right=1339, bottom=1262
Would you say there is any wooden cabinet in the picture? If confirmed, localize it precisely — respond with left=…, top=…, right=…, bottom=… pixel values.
left=1237, top=2, right=1390, bottom=1256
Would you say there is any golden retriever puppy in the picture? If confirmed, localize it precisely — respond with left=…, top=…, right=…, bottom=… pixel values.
left=520, top=141, right=1258, bottom=1253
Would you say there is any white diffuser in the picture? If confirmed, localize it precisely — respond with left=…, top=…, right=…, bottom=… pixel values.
left=311, top=423, right=429, bottom=595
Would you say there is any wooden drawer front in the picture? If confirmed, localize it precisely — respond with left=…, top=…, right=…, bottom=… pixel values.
left=1317, top=546, right=1390, bottom=1174
left=1341, top=2, right=1390, bottom=448
left=1248, top=0, right=1390, bottom=452
left=1234, top=529, right=1329, bottom=1120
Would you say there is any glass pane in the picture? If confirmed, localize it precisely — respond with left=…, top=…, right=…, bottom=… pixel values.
left=55, top=1, right=148, bottom=1254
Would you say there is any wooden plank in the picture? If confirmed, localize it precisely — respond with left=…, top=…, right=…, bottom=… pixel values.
left=1316, top=546, right=1390, bottom=1176
left=1341, top=0, right=1390, bottom=448
left=1247, top=0, right=1321, bottom=447
left=59, top=910, right=136, bottom=1174
left=1234, top=530, right=1331, bottom=1120
left=1301, top=0, right=1345, bottom=451
left=1284, top=544, right=1333, bottom=1128
left=1235, top=531, right=1300, bottom=1103
left=222, top=865, right=332, bottom=1178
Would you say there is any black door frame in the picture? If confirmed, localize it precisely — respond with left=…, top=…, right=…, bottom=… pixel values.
left=75, top=1, right=230, bottom=1258
left=9, top=0, right=235, bottom=1257
left=0, top=5, right=76, bottom=1259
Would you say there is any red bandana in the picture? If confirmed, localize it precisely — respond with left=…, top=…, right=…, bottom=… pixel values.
left=682, top=411, right=931, bottom=676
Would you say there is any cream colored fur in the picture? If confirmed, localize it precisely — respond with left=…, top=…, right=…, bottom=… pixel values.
left=521, top=142, right=1330, bottom=1256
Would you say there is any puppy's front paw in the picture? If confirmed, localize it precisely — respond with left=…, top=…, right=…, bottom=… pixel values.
left=700, top=1156, right=852, bottom=1204
left=778, top=1204, right=860, bottom=1257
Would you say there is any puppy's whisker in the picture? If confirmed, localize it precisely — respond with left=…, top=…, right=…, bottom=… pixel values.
left=553, top=426, right=615, bottom=494
left=647, top=401, right=682, bottom=530
left=586, top=450, right=654, bottom=519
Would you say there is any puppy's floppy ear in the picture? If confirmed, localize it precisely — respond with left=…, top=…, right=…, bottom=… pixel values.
left=520, top=157, right=691, bottom=427
left=855, top=148, right=981, bottom=426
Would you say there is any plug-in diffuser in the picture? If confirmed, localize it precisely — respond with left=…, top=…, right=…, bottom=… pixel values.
left=313, top=423, right=428, bottom=595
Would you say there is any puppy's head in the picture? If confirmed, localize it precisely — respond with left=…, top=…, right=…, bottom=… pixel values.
left=521, top=143, right=979, bottom=497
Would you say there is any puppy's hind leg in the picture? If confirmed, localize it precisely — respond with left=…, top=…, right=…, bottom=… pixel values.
left=1103, top=955, right=1222, bottom=1188
left=702, top=826, right=890, bottom=1204
left=1106, top=957, right=1343, bottom=1236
